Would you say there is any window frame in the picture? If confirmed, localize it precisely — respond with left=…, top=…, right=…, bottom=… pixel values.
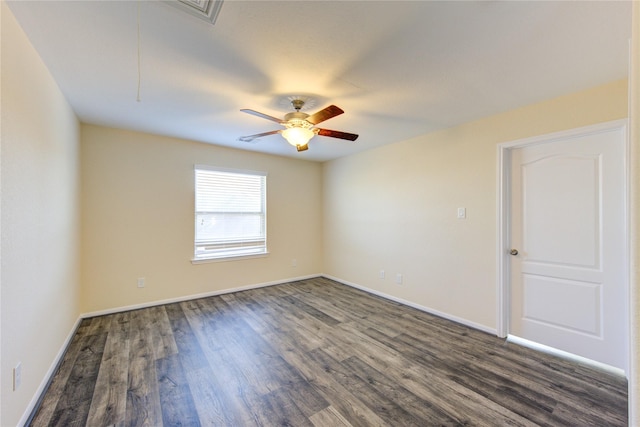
left=192, top=165, right=268, bottom=263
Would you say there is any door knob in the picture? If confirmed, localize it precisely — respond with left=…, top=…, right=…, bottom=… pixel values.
left=510, top=249, right=519, bottom=256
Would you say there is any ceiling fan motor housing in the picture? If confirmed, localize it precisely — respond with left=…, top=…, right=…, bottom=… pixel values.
left=284, top=111, right=310, bottom=123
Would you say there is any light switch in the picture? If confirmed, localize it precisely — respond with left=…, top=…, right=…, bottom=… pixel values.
left=457, top=207, right=466, bottom=219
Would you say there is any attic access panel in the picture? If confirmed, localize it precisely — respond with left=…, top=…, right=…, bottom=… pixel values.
left=168, top=0, right=224, bottom=25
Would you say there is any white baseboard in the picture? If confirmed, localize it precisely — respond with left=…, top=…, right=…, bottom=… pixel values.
left=85, top=273, right=497, bottom=336
left=81, top=273, right=322, bottom=318
left=323, top=274, right=498, bottom=336
left=19, top=316, right=82, bottom=427
left=507, top=335, right=626, bottom=377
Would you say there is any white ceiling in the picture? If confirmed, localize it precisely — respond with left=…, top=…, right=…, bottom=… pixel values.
left=7, top=1, right=632, bottom=162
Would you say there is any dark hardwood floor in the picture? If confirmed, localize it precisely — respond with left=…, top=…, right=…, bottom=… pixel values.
left=29, top=277, right=628, bottom=426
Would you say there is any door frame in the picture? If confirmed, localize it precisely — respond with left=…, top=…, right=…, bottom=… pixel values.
left=496, top=119, right=630, bottom=372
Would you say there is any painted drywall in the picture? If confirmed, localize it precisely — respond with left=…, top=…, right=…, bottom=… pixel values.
left=323, top=79, right=628, bottom=331
left=1, top=3, right=81, bottom=426
left=80, top=125, right=323, bottom=313
left=630, top=1, right=640, bottom=422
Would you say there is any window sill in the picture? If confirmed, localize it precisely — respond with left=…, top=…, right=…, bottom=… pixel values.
left=191, top=252, right=269, bottom=264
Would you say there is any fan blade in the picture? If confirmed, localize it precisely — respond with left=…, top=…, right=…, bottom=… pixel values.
left=296, top=144, right=309, bottom=152
left=240, top=109, right=284, bottom=124
left=238, top=130, right=281, bottom=142
left=316, top=128, right=359, bottom=141
left=305, top=105, right=344, bottom=125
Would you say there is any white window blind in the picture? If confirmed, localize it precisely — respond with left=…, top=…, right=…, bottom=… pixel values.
left=194, top=166, right=267, bottom=260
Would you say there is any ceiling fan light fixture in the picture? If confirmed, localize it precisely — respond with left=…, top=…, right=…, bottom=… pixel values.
left=282, top=126, right=315, bottom=147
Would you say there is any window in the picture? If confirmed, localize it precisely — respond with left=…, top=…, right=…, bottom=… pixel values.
left=194, top=166, right=267, bottom=261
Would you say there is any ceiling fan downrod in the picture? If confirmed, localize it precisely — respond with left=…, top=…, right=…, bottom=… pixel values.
left=291, top=99, right=305, bottom=111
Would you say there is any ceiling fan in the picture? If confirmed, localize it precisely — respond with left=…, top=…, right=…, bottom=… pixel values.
left=239, top=99, right=359, bottom=152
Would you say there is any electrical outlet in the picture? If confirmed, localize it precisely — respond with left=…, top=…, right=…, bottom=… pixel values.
left=379, top=270, right=385, bottom=279
left=137, top=277, right=145, bottom=288
left=13, top=362, right=22, bottom=391
left=395, top=273, right=403, bottom=285
left=291, top=259, right=297, bottom=268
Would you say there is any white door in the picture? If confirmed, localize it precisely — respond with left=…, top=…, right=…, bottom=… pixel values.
left=508, top=123, right=627, bottom=371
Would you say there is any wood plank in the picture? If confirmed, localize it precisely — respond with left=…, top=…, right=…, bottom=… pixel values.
left=156, top=354, right=201, bottom=426
left=29, top=321, right=90, bottom=427
left=280, top=294, right=342, bottom=327
left=275, top=375, right=329, bottom=418
left=147, top=305, right=178, bottom=360
left=30, top=279, right=628, bottom=426
left=281, top=285, right=359, bottom=324
left=357, top=326, right=538, bottom=426
left=181, top=297, right=262, bottom=426
left=341, top=354, right=460, bottom=426
left=310, top=406, right=354, bottom=427
left=272, top=336, right=387, bottom=426
left=304, top=348, right=426, bottom=426
left=48, top=331, right=108, bottom=426
left=252, top=387, right=314, bottom=427
left=188, top=295, right=297, bottom=425
left=297, top=348, right=393, bottom=427
left=164, top=303, right=209, bottom=371
left=126, top=309, right=163, bottom=427
left=182, top=366, right=242, bottom=426
left=86, top=312, right=130, bottom=426
left=223, top=291, right=325, bottom=354
left=85, top=315, right=113, bottom=336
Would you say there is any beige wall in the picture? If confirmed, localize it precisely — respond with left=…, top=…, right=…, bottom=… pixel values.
left=1, top=3, right=81, bottom=426
left=80, top=125, right=323, bottom=313
left=630, top=0, right=639, bottom=422
left=323, top=79, right=628, bottom=331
